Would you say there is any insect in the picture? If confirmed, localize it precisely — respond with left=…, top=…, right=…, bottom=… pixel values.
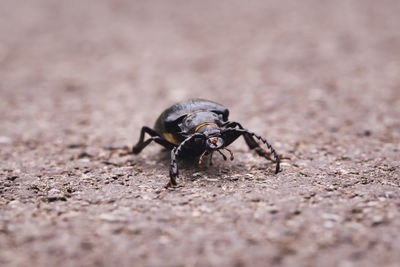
left=132, top=99, right=281, bottom=187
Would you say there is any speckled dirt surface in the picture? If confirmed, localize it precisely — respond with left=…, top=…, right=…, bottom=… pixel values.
left=1, top=0, right=400, bottom=266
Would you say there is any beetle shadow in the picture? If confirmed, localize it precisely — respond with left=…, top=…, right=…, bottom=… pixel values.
left=147, top=148, right=251, bottom=184
left=104, top=145, right=276, bottom=186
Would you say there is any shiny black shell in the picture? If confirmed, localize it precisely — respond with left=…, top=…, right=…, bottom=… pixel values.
left=154, top=99, right=229, bottom=145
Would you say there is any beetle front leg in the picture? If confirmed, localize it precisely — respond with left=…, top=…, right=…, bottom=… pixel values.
left=248, top=131, right=280, bottom=174
left=167, top=147, right=179, bottom=187
left=224, top=121, right=289, bottom=162
left=166, top=133, right=205, bottom=188
left=223, top=121, right=260, bottom=150
left=222, top=128, right=280, bottom=174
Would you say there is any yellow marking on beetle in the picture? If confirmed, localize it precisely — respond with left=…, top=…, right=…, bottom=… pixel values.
left=162, top=133, right=181, bottom=145
left=194, top=122, right=218, bottom=133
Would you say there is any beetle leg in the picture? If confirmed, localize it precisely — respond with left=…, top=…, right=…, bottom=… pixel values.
left=223, top=122, right=288, bottom=162
left=222, top=128, right=280, bottom=174
left=245, top=129, right=280, bottom=173
left=223, top=122, right=261, bottom=150
left=168, top=147, right=179, bottom=187
left=133, top=126, right=175, bottom=154
left=168, top=133, right=205, bottom=187
left=253, top=148, right=291, bottom=162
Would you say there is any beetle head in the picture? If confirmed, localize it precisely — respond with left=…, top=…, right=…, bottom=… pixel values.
left=193, top=131, right=224, bottom=151
left=193, top=124, right=224, bottom=150
left=205, top=136, right=224, bottom=150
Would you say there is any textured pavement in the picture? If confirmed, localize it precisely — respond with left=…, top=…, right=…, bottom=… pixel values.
left=1, top=0, right=400, bottom=266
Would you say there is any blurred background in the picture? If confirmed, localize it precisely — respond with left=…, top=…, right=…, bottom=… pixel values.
left=1, top=0, right=399, bottom=147
left=1, top=0, right=400, bottom=266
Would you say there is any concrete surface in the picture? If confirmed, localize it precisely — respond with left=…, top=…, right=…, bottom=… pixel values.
left=1, top=0, right=400, bottom=266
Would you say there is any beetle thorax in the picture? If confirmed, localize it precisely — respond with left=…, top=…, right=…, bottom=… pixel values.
left=179, top=111, right=222, bottom=135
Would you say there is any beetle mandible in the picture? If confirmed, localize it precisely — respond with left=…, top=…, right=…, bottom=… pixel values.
left=132, top=99, right=281, bottom=187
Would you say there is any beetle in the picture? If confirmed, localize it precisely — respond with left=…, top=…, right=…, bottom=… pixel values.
left=132, top=99, right=281, bottom=187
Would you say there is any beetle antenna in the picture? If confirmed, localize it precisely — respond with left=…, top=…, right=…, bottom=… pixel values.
left=169, top=133, right=205, bottom=186
left=222, top=128, right=280, bottom=173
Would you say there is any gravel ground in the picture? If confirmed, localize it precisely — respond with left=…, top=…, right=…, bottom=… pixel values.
left=1, top=0, right=400, bottom=266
